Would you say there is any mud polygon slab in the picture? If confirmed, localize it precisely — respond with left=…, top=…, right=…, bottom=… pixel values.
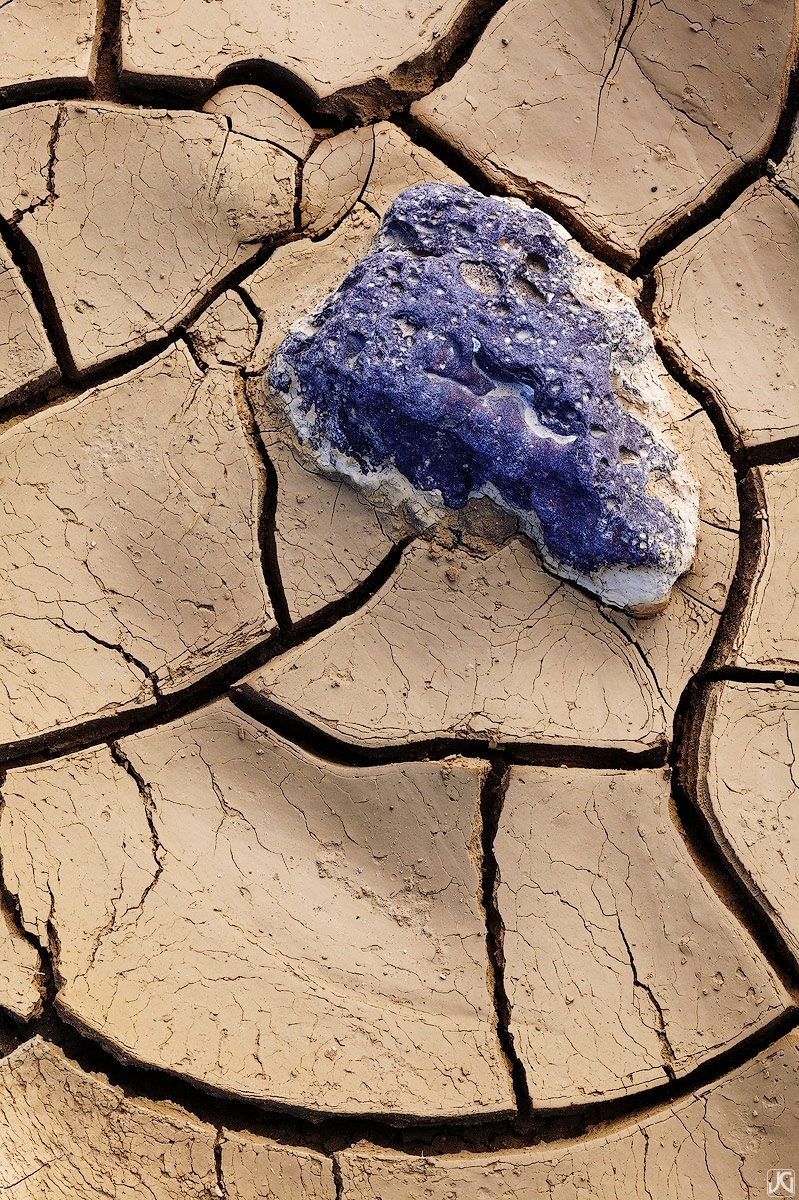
left=246, top=122, right=461, bottom=372
left=0, top=239, right=57, bottom=409
left=242, top=539, right=669, bottom=750
left=0, top=101, right=296, bottom=373
left=221, top=1132, right=336, bottom=1200
left=0, top=1, right=98, bottom=99
left=300, top=121, right=463, bottom=237
left=0, top=700, right=512, bottom=1119
left=654, top=182, right=799, bottom=448
left=0, top=345, right=272, bottom=748
left=301, top=127, right=376, bottom=233
left=120, top=0, right=478, bottom=115
left=727, top=463, right=799, bottom=669
left=497, top=766, right=788, bottom=1106
left=698, top=680, right=799, bottom=968
left=243, top=210, right=394, bottom=620
left=187, top=290, right=260, bottom=368
left=412, top=0, right=795, bottom=265
left=338, top=1028, right=799, bottom=1199
left=0, top=1038, right=218, bottom=1198
left=0, top=905, right=42, bottom=1021
left=203, top=85, right=315, bottom=159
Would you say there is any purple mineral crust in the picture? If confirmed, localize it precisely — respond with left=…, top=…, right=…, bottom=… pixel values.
left=268, top=183, right=698, bottom=612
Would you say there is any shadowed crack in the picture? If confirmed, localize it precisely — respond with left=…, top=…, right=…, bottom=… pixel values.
left=615, top=916, right=677, bottom=1080
left=0, top=985, right=795, bottom=1153
left=229, top=687, right=669, bottom=771
left=214, top=1131, right=229, bottom=1199
left=239, top=389, right=293, bottom=630
left=478, top=758, right=532, bottom=1119
left=107, top=743, right=165, bottom=916
left=91, top=0, right=123, bottom=103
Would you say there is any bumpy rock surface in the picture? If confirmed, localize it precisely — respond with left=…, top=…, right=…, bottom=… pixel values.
left=239, top=381, right=735, bottom=755
left=0, top=701, right=512, bottom=1118
left=269, top=183, right=699, bottom=613
left=0, top=2, right=797, bottom=1193
left=244, top=124, right=463, bottom=620
left=497, top=766, right=788, bottom=1106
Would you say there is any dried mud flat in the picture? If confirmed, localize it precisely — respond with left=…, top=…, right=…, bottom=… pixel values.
left=0, top=3, right=798, bottom=1197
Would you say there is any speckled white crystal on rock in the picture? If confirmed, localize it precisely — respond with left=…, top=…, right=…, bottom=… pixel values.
left=266, top=184, right=699, bottom=614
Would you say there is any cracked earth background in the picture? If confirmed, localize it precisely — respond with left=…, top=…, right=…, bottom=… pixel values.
left=0, top=0, right=798, bottom=1196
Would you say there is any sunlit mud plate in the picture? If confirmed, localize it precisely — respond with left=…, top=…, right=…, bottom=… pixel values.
left=268, top=183, right=699, bottom=614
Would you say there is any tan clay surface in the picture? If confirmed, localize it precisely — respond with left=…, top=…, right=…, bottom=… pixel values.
left=0, top=905, right=42, bottom=1021
left=0, top=3, right=797, bottom=1192
left=0, top=344, right=272, bottom=747
left=0, top=1038, right=219, bottom=1198
left=0, top=1, right=98, bottom=99
left=119, top=0, right=477, bottom=114
left=725, top=462, right=799, bottom=670
left=0, top=700, right=512, bottom=1118
left=653, top=181, right=799, bottom=448
left=0, top=1037, right=337, bottom=1198
left=242, top=539, right=674, bottom=750
left=203, top=84, right=315, bottom=160
left=497, top=766, right=788, bottom=1106
left=338, top=1028, right=799, bottom=1199
left=187, top=289, right=260, bottom=369
left=774, top=113, right=799, bottom=202
left=0, top=99, right=296, bottom=373
left=413, top=0, right=795, bottom=265
left=220, top=1132, right=336, bottom=1200
left=699, top=681, right=799, bottom=968
left=242, top=124, right=463, bottom=619
left=0, top=239, right=57, bottom=409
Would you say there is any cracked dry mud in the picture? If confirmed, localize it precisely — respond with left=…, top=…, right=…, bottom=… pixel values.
left=0, top=5, right=797, bottom=1197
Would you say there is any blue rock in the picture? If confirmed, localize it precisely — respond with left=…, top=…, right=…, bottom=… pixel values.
left=268, top=183, right=698, bottom=612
